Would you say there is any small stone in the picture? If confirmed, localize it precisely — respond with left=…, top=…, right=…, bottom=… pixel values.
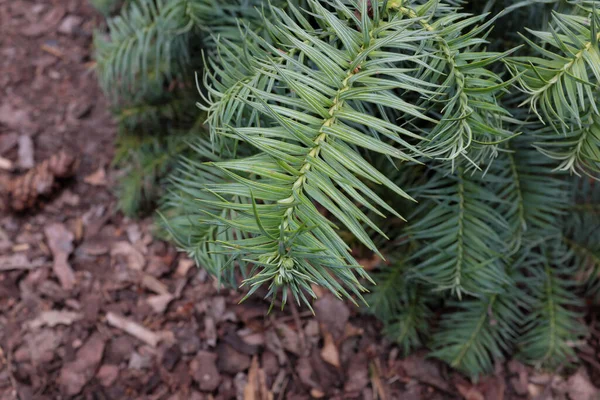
left=58, top=15, right=83, bottom=35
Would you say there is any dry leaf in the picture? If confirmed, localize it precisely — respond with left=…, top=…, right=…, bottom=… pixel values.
left=457, top=383, right=485, bottom=400
left=175, top=258, right=196, bottom=277
left=84, top=167, right=107, bottom=186
left=58, top=333, right=106, bottom=396
left=320, top=331, right=340, bottom=368
left=147, top=294, right=175, bottom=314
left=111, top=241, right=145, bottom=270
left=566, top=368, right=599, bottom=400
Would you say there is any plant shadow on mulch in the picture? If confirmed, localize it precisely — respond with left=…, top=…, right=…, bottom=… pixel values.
left=1, top=1, right=600, bottom=399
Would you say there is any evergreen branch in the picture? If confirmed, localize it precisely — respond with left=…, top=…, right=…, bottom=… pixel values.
left=431, top=291, right=522, bottom=377
left=94, top=0, right=202, bottom=101
left=407, top=165, right=510, bottom=296
left=486, top=138, right=569, bottom=252
left=158, top=136, right=245, bottom=286
left=195, top=0, right=446, bottom=305
left=366, top=262, right=434, bottom=355
left=535, top=111, right=600, bottom=176
left=509, top=9, right=600, bottom=130
left=390, top=0, right=517, bottom=165
left=517, top=249, right=586, bottom=368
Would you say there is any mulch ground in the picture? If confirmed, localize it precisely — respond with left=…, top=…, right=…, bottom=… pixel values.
left=1, top=1, right=600, bottom=399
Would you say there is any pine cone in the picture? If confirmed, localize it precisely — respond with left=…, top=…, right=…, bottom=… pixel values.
left=2, top=151, right=77, bottom=211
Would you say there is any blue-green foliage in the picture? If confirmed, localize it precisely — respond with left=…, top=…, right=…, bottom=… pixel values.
left=95, top=0, right=600, bottom=376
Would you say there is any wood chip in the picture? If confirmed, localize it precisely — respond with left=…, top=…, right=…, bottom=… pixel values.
left=28, top=310, right=83, bottom=330
left=84, top=167, right=107, bottom=186
left=111, top=241, right=145, bottom=270
left=105, top=312, right=160, bottom=347
left=44, top=223, right=76, bottom=290
left=141, top=274, right=170, bottom=295
left=320, top=331, right=340, bottom=368
left=17, top=135, right=34, bottom=170
left=0, top=156, right=12, bottom=170
left=146, top=294, right=175, bottom=314
left=0, top=253, right=44, bottom=271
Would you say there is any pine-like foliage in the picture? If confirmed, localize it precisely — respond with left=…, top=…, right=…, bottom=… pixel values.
left=93, top=0, right=297, bottom=215
left=97, top=0, right=600, bottom=378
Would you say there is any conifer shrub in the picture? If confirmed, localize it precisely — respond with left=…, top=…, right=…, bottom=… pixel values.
left=95, top=0, right=600, bottom=377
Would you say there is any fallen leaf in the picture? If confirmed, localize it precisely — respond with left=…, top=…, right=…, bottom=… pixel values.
left=147, top=293, right=175, bottom=314
left=111, top=241, right=145, bottom=270
left=84, top=167, right=107, bottom=186
left=566, top=368, right=599, bottom=400
left=175, top=258, right=196, bottom=277
left=244, top=356, right=260, bottom=400
left=320, top=331, right=340, bottom=368
left=44, top=222, right=76, bottom=290
left=28, top=310, right=83, bottom=329
left=399, top=353, right=451, bottom=393
left=58, top=333, right=106, bottom=396
left=456, top=382, right=485, bottom=400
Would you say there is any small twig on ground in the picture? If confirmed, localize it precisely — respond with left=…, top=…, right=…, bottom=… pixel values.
left=288, top=290, right=307, bottom=353
left=105, top=312, right=160, bottom=347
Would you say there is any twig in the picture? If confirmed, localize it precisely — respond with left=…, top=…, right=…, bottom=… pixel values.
left=105, top=312, right=160, bottom=347
left=0, top=344, right=19, bottom=400
left=288, top=290, right=307, bottom=353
